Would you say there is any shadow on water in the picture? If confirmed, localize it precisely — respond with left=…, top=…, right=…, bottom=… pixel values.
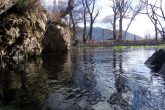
left=1, top=48, right=165, bottom=110
left=0, top=58, right=49, bottom=110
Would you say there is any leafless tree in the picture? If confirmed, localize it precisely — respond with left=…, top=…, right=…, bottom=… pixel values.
left=79, top=0, right=100, bottom=44
left=141, top=0, right=165, bottom=41
left=123, top=0, right=145, bottom=40
left=118, top=0, right=131, bottom=41
left=81, top=0, right=88, bottom=44
left=64, top=0, right=83, bottom=40
left=102, top=15, right=118, bottom=40
left=108, top=0, right=131, bottom=41
left=85, top=0, right=101, bottom=42
left=110, top=0, right=120, bottom=40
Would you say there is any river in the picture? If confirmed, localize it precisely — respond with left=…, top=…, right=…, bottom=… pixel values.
left=0, top=47, right=165, bottom=110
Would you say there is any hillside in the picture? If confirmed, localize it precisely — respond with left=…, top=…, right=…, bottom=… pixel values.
left=76, top=27, right=143, bottom=41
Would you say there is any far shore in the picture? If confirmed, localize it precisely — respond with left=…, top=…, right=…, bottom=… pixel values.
left=77, top=40, right=165, bottom=48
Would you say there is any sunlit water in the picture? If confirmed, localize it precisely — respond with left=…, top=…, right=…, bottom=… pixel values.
left=0, top=47, right=165, bottom=110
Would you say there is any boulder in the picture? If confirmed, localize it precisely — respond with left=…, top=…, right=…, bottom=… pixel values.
left=145, top=49, right=165, bottom=71
left=42, top=22, right=71, bottom=53
left=158, top=63, right=165, bottom=74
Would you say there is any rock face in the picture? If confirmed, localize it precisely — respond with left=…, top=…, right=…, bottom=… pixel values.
left=158, top=63, right=165, bottom=74
left=0, top=0, right=19, bottom=15
left=145, top=49, right=165, bottom=72
left=0, top=0, right=72, bottom=61
left=0, top=8, right=47, bottom=60
left=42, top=22, right=71, bottom=53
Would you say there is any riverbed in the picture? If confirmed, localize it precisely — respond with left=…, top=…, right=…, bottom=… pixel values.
left=0, top=47, right=165, bottom=110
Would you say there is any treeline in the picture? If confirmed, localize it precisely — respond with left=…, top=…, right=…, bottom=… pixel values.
left=47, top=0, right=165, bottom=44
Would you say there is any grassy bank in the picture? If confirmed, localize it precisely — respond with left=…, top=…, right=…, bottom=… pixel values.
left=112, top=44, right=165, bottom=50
left=76, top=44, right=165, bottom=50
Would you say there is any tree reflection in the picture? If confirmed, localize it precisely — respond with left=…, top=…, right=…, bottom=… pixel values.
left=108, top=49, right=132, bottom=110
left=82, top=48, right=96, bottom=90
left=74, top=48, right=96, bottom=91
left=42, top=52, right=74, bottom=87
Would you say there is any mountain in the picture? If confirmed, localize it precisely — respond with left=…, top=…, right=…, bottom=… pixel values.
left=76, top=27, right=143, bottom=41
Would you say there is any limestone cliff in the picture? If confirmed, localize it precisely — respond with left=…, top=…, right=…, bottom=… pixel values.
left=0, top=0, right=71, bottom=61
left=0, top=8, right=47, bottom=60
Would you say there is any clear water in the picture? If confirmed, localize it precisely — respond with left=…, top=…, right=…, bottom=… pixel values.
left=0, top=47, right=165, bottom=110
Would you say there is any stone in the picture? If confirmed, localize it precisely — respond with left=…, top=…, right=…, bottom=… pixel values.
left=0, top=8, right=47, bottom=61
left=42, top=23, right=71, bottom=53
left=0, top=0, right=72, bottom=61
left=6, top=27, right=20, bottom=38
left=0, top=0, right=19, bottom=15
left=36, top=19, right=46, bottom=32
left=145, top=49, right=165, bottom=72
left=158, top=63, right=165, bottom=74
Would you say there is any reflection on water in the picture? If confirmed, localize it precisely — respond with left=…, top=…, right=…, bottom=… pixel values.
left=1, top=47, right=165, bottom=110
left=0, top=59, right=49, bottom=110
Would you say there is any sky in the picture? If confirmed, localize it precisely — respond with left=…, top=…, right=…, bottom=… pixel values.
left=94, top=0, right=156, bottom=37
left=41, top=0, right=165, bottom=38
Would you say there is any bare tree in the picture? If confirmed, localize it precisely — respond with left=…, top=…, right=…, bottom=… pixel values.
left=82, top=0, right=88, bottom=44
left=141, top=0, right=165, bottom=41
left=110, top=0, right=120, bottom=40
left=64, top=0, right=84, bottom=40
left=123, top=0, right=145, bottom=40
left=79, top=0, right=100, bottom=44
left=85, top=0, right=100, bottom=42
left=108, top=0, right=131, bottom=41
left=118, top=0, right=131, bottom=41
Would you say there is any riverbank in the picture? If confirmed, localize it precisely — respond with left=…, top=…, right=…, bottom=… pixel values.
left=77, top=43, right=165, bottom=50
left=80, top=40, right=165, bottom=47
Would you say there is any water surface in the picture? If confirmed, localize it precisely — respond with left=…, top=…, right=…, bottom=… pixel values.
left=1, top=47, right=165, bottom=110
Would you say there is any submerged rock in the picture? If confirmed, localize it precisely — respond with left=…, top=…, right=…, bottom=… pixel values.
left=145, top=49, right=165, bottom=72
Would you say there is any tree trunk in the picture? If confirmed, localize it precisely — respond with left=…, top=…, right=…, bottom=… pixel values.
left=119, top=10, right=123, bottom=41
left=155, top=20, right=158, bottom=42
left=113, top=14, right=117, bottom=40
left=88, top=16, right=93, bottom=41
left=83, top=10, right=87, bottom=44
left=70, top=11, right=76, bottom=39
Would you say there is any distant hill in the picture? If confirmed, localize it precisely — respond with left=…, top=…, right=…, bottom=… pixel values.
left=76, top=27, right=143, bottom=41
